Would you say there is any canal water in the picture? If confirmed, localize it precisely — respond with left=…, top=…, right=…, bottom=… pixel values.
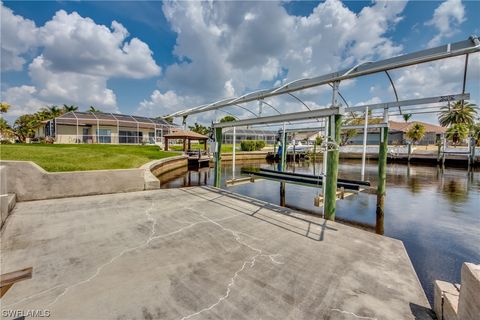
left=158, top=159, right=480, bottom=304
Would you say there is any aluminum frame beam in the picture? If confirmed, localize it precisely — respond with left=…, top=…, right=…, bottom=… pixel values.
left=280, top=123, right=387, bottom=133
left=212, top=93, right=469, bottom=129
left=169, top=36, right=479, bottom=118
left=213, top=107, right=342, bottom=128
left=345, top=93, right=469, bottom=113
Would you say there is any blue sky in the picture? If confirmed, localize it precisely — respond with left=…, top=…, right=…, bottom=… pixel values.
left=1, top=0, right=479, bottom=124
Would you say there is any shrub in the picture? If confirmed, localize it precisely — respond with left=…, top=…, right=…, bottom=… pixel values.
left=240, top=140, right=255, bottom=151
left=255, top=140, right=265, bottom=150
left=240, top=140, right=265, bottom=151
left=0, top=139, right=12, bottom=144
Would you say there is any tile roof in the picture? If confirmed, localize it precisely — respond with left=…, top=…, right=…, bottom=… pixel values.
left=389, top=121, right=446, bottom=134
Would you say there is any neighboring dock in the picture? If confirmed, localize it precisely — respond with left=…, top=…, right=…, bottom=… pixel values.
left=1, top=187, right=432, bottom=319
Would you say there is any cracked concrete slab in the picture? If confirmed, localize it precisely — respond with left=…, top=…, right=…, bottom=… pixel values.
left=1, top=186, right=432, bottom=319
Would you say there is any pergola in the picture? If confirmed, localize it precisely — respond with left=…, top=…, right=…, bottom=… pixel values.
left=163, top=130, right=208, bottom=151
left=167, top=36, right=480, bottom=221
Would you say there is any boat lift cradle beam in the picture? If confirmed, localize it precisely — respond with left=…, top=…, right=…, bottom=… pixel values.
left=168, top=36, right=479, bottom=118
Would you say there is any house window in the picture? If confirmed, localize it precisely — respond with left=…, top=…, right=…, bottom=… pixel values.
left=148, top=132, right=155, bottom=144
left=96, top=129, right=112, bottom=143
left=119, top=131, right=142, bottom=144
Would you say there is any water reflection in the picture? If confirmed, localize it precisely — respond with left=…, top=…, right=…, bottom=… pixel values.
left=157, top=159, right=480, bottom=304
left=441, top=179, right=468, bottom=204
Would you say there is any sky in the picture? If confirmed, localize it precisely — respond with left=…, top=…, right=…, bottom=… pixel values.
left=1, top=0, right=479, bottom=126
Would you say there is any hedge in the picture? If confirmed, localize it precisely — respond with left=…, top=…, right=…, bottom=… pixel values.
left=240, top=140, right=265, bottom=151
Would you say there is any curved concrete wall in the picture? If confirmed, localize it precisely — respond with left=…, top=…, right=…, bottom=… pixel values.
left=1, top=161, right=146, bottom=201
left=141, top=155, right=188, bottom=189
left=1, top=156, right=190, bottom=202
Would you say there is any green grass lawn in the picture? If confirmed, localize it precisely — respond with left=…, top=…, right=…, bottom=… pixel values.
left=0, top=144, right=179, bottom=172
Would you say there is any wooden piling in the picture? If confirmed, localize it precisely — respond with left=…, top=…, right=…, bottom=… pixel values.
left=324, top=114, right=342, bottom=221
left=376, top=125, right=389, bottom=227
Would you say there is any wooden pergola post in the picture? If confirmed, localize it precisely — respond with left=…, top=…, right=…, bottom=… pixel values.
left=187, top=138, right=191, bottom=151
left=164, top=137, right=168, bottom=151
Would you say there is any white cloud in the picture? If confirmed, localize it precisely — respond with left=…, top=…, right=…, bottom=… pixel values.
left=138, top=90, right=196, bottom=118
left=2, top=85, right=44, bottom=116
left=139, top=0, right=406, bottom=121
left=426, top=0, right=466, bottom=47
left=1, top=4, right=160, bottom=115
left=0, top=3, right=39, bottom=71
left=28, top=55, right=118, bottom=112
left=38, top=10, right=160, bottom=78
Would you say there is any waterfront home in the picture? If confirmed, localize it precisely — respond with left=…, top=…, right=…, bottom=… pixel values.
left=346, top=121, right=446, bottom=145
left=35, top=111, right=176, bottom=145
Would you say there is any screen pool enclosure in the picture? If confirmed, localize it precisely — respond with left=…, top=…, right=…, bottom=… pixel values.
left=167, top=36, right=480, bottom=221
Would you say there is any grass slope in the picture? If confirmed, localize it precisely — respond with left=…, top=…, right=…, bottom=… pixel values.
left=0, top=144, right=179, bottom=172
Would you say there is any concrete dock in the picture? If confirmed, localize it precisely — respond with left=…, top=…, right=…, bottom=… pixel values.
left=1, top=187, right=432, bottom=319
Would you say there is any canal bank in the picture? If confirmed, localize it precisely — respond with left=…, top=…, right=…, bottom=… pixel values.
left=1, top=187, right=431, bottom=319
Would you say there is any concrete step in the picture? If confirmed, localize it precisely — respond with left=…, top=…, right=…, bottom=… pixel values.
left=8, top=193, right=16, bottom=213
left=458, top=263, right=480, bottom=320
left=434, top=280, right=460, bottom=320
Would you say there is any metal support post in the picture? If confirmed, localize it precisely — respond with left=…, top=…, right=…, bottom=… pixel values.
left=471, top=137, right=476, bottom=167
left=214, top=127, right=222, bottom=188
left=442, top=137, right=447, bottom=167
left=280, top=122, right=287, bottom=172
left=232, top=127, right=236, bottom=180
left=182, top=115, right=188, bottom=131
left=361, top=106, right=368, bottom=180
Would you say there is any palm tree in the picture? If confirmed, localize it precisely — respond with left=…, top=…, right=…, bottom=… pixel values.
left=471, top=122, right=480, bottom=146
left=88, top=106, right=102, bottom=113
left=0, top=118, right=15, bottom=139
left=402, top=114, right=412, bottom=123
left=219, top=115, right=236, bottom=123
left=406, top=122, right=426, bottom=144
left=446, top=124, right=469, bottom=146
left=14, top=114, right=39, bottom=142
left=63, top=104, right=78, bottom=112
left=0, top=102, right=10, bottom=114
left=40, top=105, right=63, bottom=119
left=438, top=100, right=477, bottom=127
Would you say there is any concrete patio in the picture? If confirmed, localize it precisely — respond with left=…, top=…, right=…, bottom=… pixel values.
left=1, top=187, right=432, bottom=319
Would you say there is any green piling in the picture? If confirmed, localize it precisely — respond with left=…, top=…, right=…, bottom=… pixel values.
left=376, top=125, right=389, bottom=226
left=324, top=114, right=342, bottom=221
left=214, top=127, right=222, bottom=188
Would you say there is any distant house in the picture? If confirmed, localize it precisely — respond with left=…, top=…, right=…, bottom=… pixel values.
left=347, top=120, right=446, bottom=145
left=35, top=111, right=176, bottom=145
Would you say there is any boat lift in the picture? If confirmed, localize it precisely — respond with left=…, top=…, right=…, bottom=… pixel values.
left=167, top=36, right=480, bottom=221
